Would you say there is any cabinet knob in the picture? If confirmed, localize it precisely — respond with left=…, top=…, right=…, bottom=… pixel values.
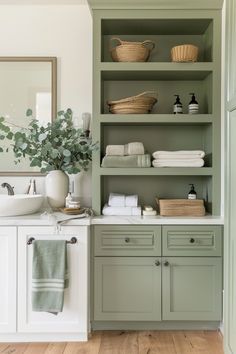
left=125, top=237, right=130, bottom=243
left=190, top=238, right=195, bottom=243
left=155, top=260, right=160, bottom=266
left=164, top=261, right=169, bottom=266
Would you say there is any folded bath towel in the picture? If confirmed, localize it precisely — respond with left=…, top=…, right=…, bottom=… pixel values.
left=101, top=154, right=151, bottom=168
left=152, top=158, right=205, bottom=167
left=102, top=204, right=142, bottom=216
left=152, top=150, right=205, bottom=159
left=32, top=240, right=68, bottom=314
left=108, top=193, right=138, bottom=207
left=126, top=142, right=145, bottom=155
left=106, top=145, right=125, bottom=156
left=108, top=193, right=126, bottom=207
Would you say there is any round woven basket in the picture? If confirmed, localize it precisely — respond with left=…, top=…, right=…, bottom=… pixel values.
left=110, top=37, right=155, bottom=62
left=107, top=91, right=158, bottom=114
left=171, top=44, right=199, bottom=62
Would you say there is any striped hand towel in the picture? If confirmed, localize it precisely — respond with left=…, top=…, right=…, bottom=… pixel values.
left=32, top=240, right=69, bottom=315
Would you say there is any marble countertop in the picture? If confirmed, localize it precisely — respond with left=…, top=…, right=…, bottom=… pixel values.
left=0, top=212, right=224, bottom=226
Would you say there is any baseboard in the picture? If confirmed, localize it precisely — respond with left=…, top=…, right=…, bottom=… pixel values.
left=0, top=332, right=88, bottom=342
left=91, top=321, right=221, bottom=331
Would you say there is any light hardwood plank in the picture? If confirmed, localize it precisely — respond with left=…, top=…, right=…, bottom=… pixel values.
left=98, top=331, right=138, bottom=354
left=44, top=342, right=66, bottom=354
left=24, top=342, right=49, bottom=354
left=172, top=331, right=193, bottom=354
left=204, top=330, right=224, bottom=354
left=0, top=344, right=10, bottom=353
left=1, top=343, right=29, bottom=354
left=63, top=332, right=102, bottom=354
left=138, top=331, right=177, bottom=354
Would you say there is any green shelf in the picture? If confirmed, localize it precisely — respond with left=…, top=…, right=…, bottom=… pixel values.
left=98, top=167, right=213, bottom=176
left=99, top=114, right=213, bottom=125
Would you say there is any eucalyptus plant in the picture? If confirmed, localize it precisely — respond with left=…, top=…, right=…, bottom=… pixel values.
left=0, top=108, right=98, bottom=174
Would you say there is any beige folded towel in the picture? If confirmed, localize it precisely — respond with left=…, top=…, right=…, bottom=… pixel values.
left=126, top=142, right=145, bottom=155
left=152, top=159, right=205, bottom=167
left=106, top=142, right=145, bottom=156
left=106, top=145, right=125, bottom=156
left=152, top=150, right=205, bottom=159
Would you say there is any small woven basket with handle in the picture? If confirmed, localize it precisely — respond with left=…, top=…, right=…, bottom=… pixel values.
left=110, top=37, right=155, bottom=62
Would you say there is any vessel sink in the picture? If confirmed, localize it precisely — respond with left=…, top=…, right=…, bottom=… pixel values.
left=0, top=194, right=44, bottom=216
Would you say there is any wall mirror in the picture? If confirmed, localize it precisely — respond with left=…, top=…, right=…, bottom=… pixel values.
left=0, top=57, right=57, bottom=176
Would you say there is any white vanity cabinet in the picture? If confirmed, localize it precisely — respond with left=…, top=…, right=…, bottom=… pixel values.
left=0, top=227, right=17, bottom=333
left=0, top=223, right=89, bottom=342
left=17, top=226, right=89, bottom=341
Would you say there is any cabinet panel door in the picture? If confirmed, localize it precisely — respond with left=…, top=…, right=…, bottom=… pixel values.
left=162, top=257, right=222, bottom=321
left=94, top=257, right=161, bottom=321
left=17, top=226, right=88, bottom=334
left=0, top=227, right=17, bottom=333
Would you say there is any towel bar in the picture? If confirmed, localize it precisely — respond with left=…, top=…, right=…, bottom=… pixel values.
left=27, top=237, right=77, bottom=245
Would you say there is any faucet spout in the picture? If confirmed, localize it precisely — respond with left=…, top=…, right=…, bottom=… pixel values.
left=1, top=183, right=14, bottom=195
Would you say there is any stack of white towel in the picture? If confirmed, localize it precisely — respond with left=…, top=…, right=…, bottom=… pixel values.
left=152, top=150, right=205, bottom=167
left=102, top=193, right=141, bottom=216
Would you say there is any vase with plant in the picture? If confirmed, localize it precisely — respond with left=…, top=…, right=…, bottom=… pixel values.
left=0, top=108, right=98, bottom=208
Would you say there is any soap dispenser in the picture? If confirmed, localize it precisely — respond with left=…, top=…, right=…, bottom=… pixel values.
left=188, top=184, right=197, bottom=200
left=188, top=93, right=199, bottom=114
left=173, top=94, right=183, bottom=114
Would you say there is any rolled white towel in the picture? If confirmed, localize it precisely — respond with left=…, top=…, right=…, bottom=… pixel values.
left=106, top=145, right=125, bottom=156
left=152, top=159, right=205, bottom=167
left=152, top=150, right=205, bottom=159
left=102, top=204, right=142, bottom=216
left=125, top=194, right=138, bottom=207
left=108, top=193, right=125, bottom=207
left=126, top=142, right=145, bottom=155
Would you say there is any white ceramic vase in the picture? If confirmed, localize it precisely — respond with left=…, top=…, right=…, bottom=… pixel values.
left=45, top=170, right=69, bottom=209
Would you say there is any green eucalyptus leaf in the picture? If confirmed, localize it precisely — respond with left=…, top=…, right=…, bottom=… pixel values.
left=26, top=109, right=33, bottom=117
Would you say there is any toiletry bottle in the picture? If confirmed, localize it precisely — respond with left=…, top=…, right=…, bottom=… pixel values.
left=173, top=95, right=183, bottom=114
left=188, top=184, right=197, bottom=200
left=65, top=192, right=72, bottom=208
left=188, top=93, right=199, bottom=114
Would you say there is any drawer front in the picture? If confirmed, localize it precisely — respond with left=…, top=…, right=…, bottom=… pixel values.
left=94, top=225, right=161, bottom=256
left=162, top=226, right=222, bottom=257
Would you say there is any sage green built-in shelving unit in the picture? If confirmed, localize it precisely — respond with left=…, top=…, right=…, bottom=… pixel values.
left=89, top=0, right=222, bottom=216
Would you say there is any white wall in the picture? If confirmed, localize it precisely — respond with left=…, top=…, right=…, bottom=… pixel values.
left=0, top=3, right=93, bottom=206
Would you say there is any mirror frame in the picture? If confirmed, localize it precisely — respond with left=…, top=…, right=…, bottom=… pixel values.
left=0, top=56, right=57, bottom=176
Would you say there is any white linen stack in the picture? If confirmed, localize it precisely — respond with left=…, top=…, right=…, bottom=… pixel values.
left=102, top=193, right=141, bottom=216
left=152, top=150, right=205, bottom=167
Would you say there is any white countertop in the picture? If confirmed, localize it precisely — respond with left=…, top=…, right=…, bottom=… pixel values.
left=0, top=212, right=224, bottom=226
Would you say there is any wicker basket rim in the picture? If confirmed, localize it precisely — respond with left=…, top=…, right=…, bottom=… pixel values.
left=171, top=44, right=199, bottom=50
left=107, top=91, right=158, bottom=105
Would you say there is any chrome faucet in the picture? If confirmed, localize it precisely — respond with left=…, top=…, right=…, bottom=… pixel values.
left=1, top=183, right=14, bottom=195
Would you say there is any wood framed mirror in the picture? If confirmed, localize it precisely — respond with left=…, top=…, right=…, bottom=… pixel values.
left=0, top=57, right=57, bottom=176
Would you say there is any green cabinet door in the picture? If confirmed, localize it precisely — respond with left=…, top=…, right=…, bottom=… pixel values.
left=162, top=257, right=222, bottom=321
left=94, top=257, right=161, bottom=321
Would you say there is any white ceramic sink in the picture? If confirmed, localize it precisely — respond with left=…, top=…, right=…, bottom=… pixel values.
left=0, top=194, right=44, bottom=217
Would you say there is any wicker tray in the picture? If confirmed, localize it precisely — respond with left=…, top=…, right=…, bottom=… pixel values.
left=107, top=91, right=157, bottom=114
left=156, top=198, right=205, bottom=217
left=171, top=44, right=198, bottom=62
left=60, top=207, right=85, bottom=215
left=110, top=37, right=155, bottom=62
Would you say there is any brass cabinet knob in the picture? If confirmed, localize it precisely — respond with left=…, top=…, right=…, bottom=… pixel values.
left=155, top=260, right=160, bottom=266
left=164, top=261, right=169, bottom=266
left=190, top=238, right=195, bottom=243
left=125, top=237, right=130, bottom=243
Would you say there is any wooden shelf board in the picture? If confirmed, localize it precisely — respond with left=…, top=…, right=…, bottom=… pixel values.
left=98, top=167, right=213, bottom=176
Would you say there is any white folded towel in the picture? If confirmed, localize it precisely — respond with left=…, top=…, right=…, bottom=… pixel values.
left=108, top=193, right=138, bottom=207
left=126, top=142, right=145, bottom=155
left=106, top=145, right=125, bottom=156
left=152, top=150, right=205, bottom=159
left=106, top=142, right=144, bottom=156
left=125, top=194, right=138, bottom=207
left=102, top=204, right=142, bottom=216
left=152, top=159, right=205, bottom=167
left=108, top=193, right=125, bottom=207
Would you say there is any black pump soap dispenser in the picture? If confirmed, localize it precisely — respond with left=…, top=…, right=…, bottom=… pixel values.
left=188, top=93, right=199, bottom=114
left=188, top=184, right=197, bottom=200
left=173, top=94, right=183, bottom=114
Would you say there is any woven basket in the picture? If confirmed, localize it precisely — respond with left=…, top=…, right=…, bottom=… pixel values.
left=107, top=91, right=158, bottom=114
left=171, top=44, right=199, bottom=62
left=110, top=37, right=155, bottom=62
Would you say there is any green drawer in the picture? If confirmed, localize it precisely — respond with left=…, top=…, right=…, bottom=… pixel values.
left=94, top=225, right=161, bottom=256
left=162, top=225, right=222, bottom=257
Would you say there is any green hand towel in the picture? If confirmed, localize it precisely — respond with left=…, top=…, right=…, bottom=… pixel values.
left=101, top=154, right=151, bottom=168
left=32, top=240, right=69, bottom=314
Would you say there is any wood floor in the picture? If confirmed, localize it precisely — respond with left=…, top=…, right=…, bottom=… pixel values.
left=0, top=330, right=224, bottom=354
